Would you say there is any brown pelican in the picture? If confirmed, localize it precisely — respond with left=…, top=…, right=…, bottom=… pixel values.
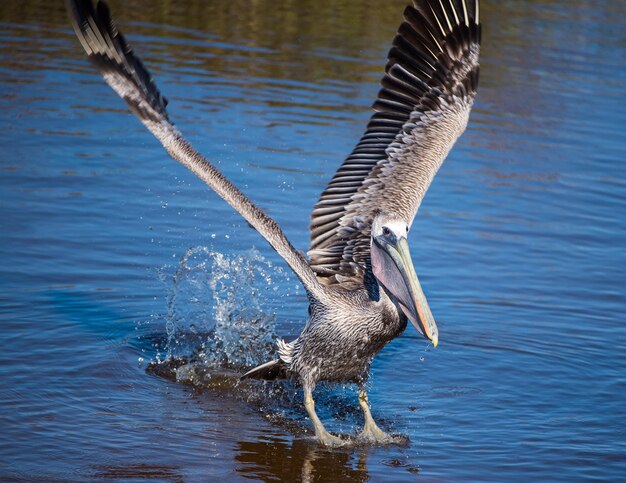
left=67, top=0, right=480, bottom=446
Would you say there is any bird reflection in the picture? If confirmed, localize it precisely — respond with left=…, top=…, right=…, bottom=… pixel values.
left=235, top=436, right=370, bottom=482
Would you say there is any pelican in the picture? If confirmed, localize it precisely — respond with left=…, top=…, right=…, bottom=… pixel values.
left=67, top=0, right=480, bottom=446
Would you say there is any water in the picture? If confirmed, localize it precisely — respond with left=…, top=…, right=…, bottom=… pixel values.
left=1, top=0, right=625, bottom=480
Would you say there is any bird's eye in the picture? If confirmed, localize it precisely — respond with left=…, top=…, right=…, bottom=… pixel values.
left=406, top=225, right=409, bottom=233
left=383, top=227, right=391, bottom=236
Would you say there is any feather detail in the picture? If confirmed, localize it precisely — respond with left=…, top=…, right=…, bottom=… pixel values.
left=66, top=0, right=329, bottom=302
left=277, top=338, right=295, bottom=364
left=308, top=0, right=481, bottom=287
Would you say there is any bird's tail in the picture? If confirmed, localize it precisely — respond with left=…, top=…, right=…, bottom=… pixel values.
left=240, top=359, right=288, bottom=381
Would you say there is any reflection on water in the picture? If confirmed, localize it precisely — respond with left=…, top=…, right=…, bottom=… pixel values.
left=2, top=0, right=626, bottom=480
left=235, top=434, right=424, bottom=481
left=236, top=438, right=371, bottom=482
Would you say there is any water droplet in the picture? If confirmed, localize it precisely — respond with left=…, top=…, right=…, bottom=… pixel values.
left=158, top=246, right=286, bottom=367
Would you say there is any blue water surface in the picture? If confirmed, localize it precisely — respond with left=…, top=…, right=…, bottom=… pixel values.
left=1, top=0, right=625, bottom=480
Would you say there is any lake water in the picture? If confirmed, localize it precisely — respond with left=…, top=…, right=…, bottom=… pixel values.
left=1, top=0, right=625, bottom=481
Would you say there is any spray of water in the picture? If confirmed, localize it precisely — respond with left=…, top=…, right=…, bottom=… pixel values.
left=146, top=246, right=396, bottom=437
left=159, top=246, right=293, bottom=369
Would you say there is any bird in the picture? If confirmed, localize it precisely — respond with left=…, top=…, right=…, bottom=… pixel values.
left=67, top=0, right=480, bottom=447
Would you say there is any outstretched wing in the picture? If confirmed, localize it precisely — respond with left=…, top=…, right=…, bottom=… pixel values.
left=309, top=0, right=481, bottom=286
left=67, top=0, right=326, bottom=301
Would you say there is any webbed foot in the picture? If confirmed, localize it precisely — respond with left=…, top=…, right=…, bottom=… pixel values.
left=359, top=422, right=390, bottom=442
left=317, top=430, right=350, bottom=448
left=358, top=424, right=407, bottom=445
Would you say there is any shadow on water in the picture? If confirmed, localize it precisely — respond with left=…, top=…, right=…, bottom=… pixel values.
left=146, top=355, right=416, bottom=481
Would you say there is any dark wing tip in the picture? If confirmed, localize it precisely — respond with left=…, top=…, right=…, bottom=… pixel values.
left=372, top=0, right=481, bottom=117
left=391, top=2, right=480, bottom=92
left=66, top=0, right=169, bottom=123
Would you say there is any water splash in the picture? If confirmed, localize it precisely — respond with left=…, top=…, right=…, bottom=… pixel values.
left=159, top=246, right=291, bottom=369
left=147, top=247, right=391, bottom=437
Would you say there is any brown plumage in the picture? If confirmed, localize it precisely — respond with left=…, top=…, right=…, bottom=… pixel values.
left=309, top=0, right=480, bottom=287
left=67, top=0, right=481, bottom=447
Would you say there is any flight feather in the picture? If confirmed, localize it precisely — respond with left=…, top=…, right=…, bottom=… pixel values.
left=308, top=0, right=481, bottom=286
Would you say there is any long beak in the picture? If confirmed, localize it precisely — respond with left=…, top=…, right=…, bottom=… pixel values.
left=383, top=237, right=439, bottom=347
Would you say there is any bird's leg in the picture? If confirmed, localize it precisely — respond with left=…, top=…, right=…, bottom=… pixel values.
left=303, top=387, right=346, bottom=448
left=358, top=387, right=392, bottom=443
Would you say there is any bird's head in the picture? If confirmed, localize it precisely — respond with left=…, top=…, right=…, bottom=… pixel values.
left=370, top=212, right=438, bottom=348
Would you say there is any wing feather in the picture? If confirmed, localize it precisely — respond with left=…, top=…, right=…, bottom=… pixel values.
left=67, top=0, right=327, bottom=301
left=309, top=0, right=481, bottom=286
